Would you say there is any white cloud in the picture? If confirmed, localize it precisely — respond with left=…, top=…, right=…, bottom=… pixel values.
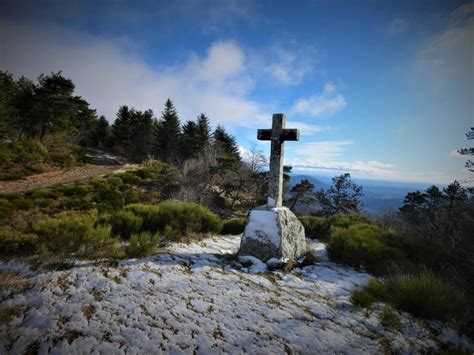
left=387, top=18, right=408, bottom=36
left=287, top=140, right=399, bottom=178
left=449, top=150, right=465, bottom=158
left=415, top=4, right=473, bottom=86
left=259, top=44, right=319, bottom=86
left=290, top=140, right=353, bottom=160
left=0, top=21, right=264, bottom=127
left=287, top=121, right=330, bottom=136
left=290, top=159, right=398, bottom=176
left=291, top=83, right=346, bottom=118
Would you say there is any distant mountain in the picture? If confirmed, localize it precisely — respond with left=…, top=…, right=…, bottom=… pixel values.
left=289, top=174, right=433, bottom=215
left=288, top=175, right=330, bottom=190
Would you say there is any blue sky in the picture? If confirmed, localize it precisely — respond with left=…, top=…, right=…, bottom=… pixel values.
left=0, top=0, right=472, bottom=184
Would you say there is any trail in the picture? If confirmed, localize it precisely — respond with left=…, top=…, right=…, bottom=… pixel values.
left=0, top=164, right=138, bottom=194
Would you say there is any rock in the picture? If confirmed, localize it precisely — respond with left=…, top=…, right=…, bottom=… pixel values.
left=239, top=206, right=306, bottom=261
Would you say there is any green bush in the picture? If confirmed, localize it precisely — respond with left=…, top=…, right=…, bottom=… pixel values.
left=0, top=139, right=49, bottom=180
left=94, top=188, right=124, bottom=213
left=221, top=217, right=246, bottom=235
left=380, top=305, right=402, bottom=331
left=327, top=222, right=407, bottom=274
left=0, top=227, right=39, bottom=256
left=299, top=216, right=331, bottom=240
left=125, top=232, right=160, bottom=258
left=33, top=211, right=119, bottom=263
left=125, top=204, right=160, bottom=231
left=25, top=188, right=61, bottom=200
left=125, top=201, right=223, bottom=239
left=116, top=172, right=141, bottom=185
left=330, top=214, right=372, bottom=228
left=56, top=183, right=93, bottom=197
left=351, top=277, right=388, bottom=308
left=389, top=271, right=467, bottom=321
left=109, top=210, right=143, bottom=239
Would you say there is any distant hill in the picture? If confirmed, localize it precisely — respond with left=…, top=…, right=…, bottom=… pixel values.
left=290, top=174, right=433, bottom=215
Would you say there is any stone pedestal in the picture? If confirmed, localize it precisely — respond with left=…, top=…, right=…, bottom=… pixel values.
left=239, top=206, right=306, bottom=261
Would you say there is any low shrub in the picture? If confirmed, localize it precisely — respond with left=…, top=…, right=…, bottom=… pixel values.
left=25, top=188, right=60, bottom=200
left=125, top=201, right=223, bottom=239
left=327, top=222, right=407, bottom=274
left=55, top=183, right=93, bottom=197
left=221, top=217, right=246, bottom=235
left=125, top=232, right=160, bottom=258
left=94, top=188, right=124, bottom=213
left=299, top=216, right=331, bottom=240
left=298, top=250, right=319, bottom=267
left=43, top=134, right=78, bottom=168
left=109, top=210, right=143, bottom=239
left=33, top=211, right=119, bottom=264
left=116, top=172, right=141, bottom=185
left=351, top=277, right=388, bottom=308
left=330, top=214, right=372, bottom=228
left=389, top=271, right=467, bottom=321
left=0, top=227, right=39, bottom=257
left=380, top=305, right=402, bottom=331
left=125, top=204, right=160, bottom=231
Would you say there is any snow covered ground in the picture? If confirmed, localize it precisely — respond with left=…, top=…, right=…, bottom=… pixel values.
left=1, top=235, right=472, bottom=354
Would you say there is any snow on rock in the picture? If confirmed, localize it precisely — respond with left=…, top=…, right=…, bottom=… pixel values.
left=239, top=206, right=306, bottom=261
left=0, top=235, right=472, bottom=354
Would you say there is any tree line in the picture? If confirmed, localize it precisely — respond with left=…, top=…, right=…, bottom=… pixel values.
left=0, top=71, right=242, bottom=165
left=0, top=71, right=270, bottom=214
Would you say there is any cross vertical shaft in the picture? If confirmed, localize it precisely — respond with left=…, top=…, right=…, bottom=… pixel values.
left=257, top=113, right=299, bottom=208
left=268, top=114, right=286, bottom=207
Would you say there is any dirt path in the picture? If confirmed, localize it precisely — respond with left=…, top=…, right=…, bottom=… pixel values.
left=0, top=164, right=138, bottom=194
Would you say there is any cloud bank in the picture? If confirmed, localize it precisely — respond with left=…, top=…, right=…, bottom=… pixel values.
left=291, top=83, right=346, bottom=118
left=0, top=20, right=265, bottom=127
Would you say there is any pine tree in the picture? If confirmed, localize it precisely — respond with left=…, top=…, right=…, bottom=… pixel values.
left=197, top=113, right=211, bottom=152
left=111, top=105, right=133, bottom=156
left=154, top=99, right=181, bottom=164
left=129, top=109, right=155, bottom=162
left=32, top=72, right=76, bottom=140
left=180, top=120, right=200, bottom=160
left=82, top=115, right=110, bottom=150
left=212, top=125, right=241, bottom=164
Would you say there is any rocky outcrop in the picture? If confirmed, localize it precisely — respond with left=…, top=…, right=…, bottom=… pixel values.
left=239, top=206, right=306, bottom=261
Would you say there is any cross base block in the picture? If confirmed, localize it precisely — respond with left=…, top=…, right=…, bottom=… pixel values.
left=238, top=206, right=306, bottom=262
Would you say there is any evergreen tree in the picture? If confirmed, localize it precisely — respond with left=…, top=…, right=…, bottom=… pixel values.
left=84, top=115, right=110, bottom=150
left=212, top=125, right=241, bottom=163
left=289, top=179, right=315, bottom=211
left=32, top=72, right=76, bottom=140
left=399, top=191, right=427, bottom=224
left=0, top=72, right=16, bottom=137
left=316, top=173, right=363, bottom=215
left=197, top=113, right=211, bottom=152
left=110, top=105, right=133, bottom=156
left=154, top=99, right=181, bottom=164
left=12, top=76, right=36, bottom=138
left=180, top=120, right=200, bottom=160
left=129, top=109, right=155, bottom=162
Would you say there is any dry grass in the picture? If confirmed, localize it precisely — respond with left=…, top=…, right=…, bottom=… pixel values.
left=81, top=304, right=95, bottom=321
left=0, top=271, right=31, bottom=295
left=0, top=305, right=26, bottom=325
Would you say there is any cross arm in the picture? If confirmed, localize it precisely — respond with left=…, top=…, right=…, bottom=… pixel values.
left=257, top=128, right=300, bottom=141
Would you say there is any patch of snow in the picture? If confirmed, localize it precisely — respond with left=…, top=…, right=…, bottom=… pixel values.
left=0, top=236, right=472, bottom=354
left=239, top=255, right=268, bottom=273
left=244, top=209, right=280, bottom=246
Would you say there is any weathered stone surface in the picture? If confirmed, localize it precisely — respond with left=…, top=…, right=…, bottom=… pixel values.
left=257, top=113, right=300, bottom=207
left=239, top=206, right=306, bottom=261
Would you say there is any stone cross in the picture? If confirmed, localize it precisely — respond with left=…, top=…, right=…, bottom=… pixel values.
left=258, top=113, right=299, bottom=207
